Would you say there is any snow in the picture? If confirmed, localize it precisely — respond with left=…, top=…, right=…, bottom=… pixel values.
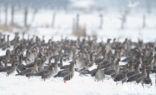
left=0, top=9, right=156, bottom=95
left=27, top=11, right=156, bottom=42
left=0, top=72, right=156, bottom=95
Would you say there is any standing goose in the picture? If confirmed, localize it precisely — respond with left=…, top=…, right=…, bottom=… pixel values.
left=114, top=65, right=127, bottom=83
left=40, top=61, right=59, bottom=80
left=75, top=52, right=89, bottom=71
left=0, top=61, right=17, bottom=76
left=16, top=62, right=38, bottom=77
left=94, top=63, right=105, bottom=81
left=142, top=70, right=152, bottom=85
left=152, top=54, right=156, bottom=73
left=111, top=58, right=120, bottom=78
left=41, top=65, right=54, bottom=81
left=54, top=61, right=75, bottom=83
left=127, top=61, right=140, bottom=80
left=6, top=64, right=18, bottom=76
left=127, top=64, right=144, bottom=83
left=0, top=50, right=11, bottom=65
left=136, top=65, right=148, bottom=84
left=16, top=54, right=26, bottom=73
left=104, top=58, right=120, bottom=77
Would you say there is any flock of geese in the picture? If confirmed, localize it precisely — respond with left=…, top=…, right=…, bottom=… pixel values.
left=0, top=32, right=156, bottom=86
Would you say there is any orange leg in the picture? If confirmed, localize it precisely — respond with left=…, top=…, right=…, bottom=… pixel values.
left=142, top=83, right=144, bottom=88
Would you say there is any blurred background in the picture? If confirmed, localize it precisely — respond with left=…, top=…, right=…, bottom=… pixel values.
left=0, top=0, right=156, bottom=12
left=0, top=0, right=155, bottom=13
left=0, top=0, right=155, bottom=41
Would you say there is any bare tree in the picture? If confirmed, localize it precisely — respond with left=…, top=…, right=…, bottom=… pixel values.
left=0, top=6, right=1, bottom=24
left=11, top=5, right=15, bottom=25
left=99, top=14, right=103, bottom=29
left=72, top=14, right=86, bottom=37
left=5, top=6, right=8, bottom=26
left=142, top=14, right=146, bottom=28
left=120, top=10, right=129, bottom=29
left=76, top=14, right=79, bottom=31
left=24, top=7, right=28, bottom=27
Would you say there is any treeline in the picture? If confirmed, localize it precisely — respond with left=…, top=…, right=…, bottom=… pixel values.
left=0, top=0, right=70, bottom=9
left=0, top=0, right=156, bottom=13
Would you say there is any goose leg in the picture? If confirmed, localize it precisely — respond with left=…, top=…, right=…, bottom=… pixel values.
left=64, top=80, right=67, bottom=83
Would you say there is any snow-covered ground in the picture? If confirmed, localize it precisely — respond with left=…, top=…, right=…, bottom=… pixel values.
left=0, top=72, right=156, bottom=95
left=12, top=10, right=156, bottom=41
left=1, top=10, right=156, bottom=41
left=0, top=10, right=156, bottom=95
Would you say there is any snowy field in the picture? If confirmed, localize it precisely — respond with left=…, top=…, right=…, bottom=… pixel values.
left=0, top=72, right=156, bottom=95
left=0, top=10, right=156, bottom=95
left=1, top=9, right=156, bottom=41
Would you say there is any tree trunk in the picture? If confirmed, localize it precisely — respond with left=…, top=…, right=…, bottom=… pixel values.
left=24, top=7, right=28, bottom=27
left=0, top=7, right=1, bottom=24
left=99, top=14, right=103, bottom=29
left=142, top=14, right=146, bottom=28
left=76, top=14, right=79, bottom=31
left=5, top=6, right=8, bottom=26
left=11, top=6, right=15, bottom=25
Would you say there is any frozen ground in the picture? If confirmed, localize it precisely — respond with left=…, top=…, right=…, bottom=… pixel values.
left=25, top=11, right=156, bottom=42
left=0, top=10, right=156, bottom=95
left=0, top=72, right=156, bottom=95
